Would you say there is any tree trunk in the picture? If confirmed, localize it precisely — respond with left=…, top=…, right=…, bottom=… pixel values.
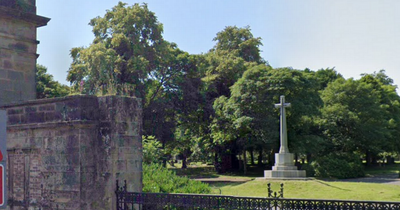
left=365, top=151, right=370, bottom=166
left=269, top=149, right=276, bottom=166
left=243, top=151, right=247, bottom=175
left=182, top=156, right=187, bottom=169
left=214, top=151, right=221, bottom=173
left=306, top=153, right=312, bottom=164
left=162, top=142, right=167, bottom=167
left=258, top=149, right=263, bottom=166
left=250, top=148, right=255, bottom=165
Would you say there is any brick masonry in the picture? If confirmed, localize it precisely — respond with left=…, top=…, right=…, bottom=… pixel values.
left=1, top=95, right=143, bottom=210
left=0, top=0, right=49, bottom=107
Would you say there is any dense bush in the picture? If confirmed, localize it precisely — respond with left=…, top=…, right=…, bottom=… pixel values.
left=143, top=163, right=211, bottom=194
left=312, top=152, right=365, bottom=179
left=300, top=163, right=315, bottom=177
left=143, top=136, right=164, bottom=164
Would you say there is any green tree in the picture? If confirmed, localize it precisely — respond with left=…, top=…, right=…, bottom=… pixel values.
left=306, top=68, right=344, bottom=90
left=212, top=26, right=264, bottom=63
left=36, top=64, right=70, bottom=99
left=66, top=2, right=202, bottom=165
left=202, top=26, right=264, bottom=98
left=320, top=78, right=389, bottom=165
left=359, top=70, right=400, bottom=163
left=67, top=2, right=167, bottom=100
left=212, top=65, right=322, bottom=171
left=198, top=26, right=266, bottom=171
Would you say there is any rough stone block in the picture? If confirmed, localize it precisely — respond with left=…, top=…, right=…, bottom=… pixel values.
left=0, top=68, right=7, bottom=78
left=2, top=95, right=142, bottom=210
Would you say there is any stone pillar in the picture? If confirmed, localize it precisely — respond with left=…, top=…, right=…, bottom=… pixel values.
left=0, top=0, right=50, bottom=106
left=97, top=96, right=143, bottom=209
left=1, top=95, right=142, bottom=210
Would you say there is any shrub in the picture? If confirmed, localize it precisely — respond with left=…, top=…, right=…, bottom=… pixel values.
left=312, top=152, right=365, bottom=179
left=300, top=163, right=315, bottom=177
left=143, top=136, right=164, bottom=164
left=143, top=163, right=211, bottom=194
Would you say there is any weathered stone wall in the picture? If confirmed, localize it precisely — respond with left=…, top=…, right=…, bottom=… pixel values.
left=0, top=0, right=49, bottom=106
left=1, top=95, right=142, bottom=210
left=0, top=0, right=37, bottom=13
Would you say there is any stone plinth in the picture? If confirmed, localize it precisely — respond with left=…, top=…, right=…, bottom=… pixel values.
left=263, top=152, right=306, bottom=179
left=1, top=95, right=142, bottom=210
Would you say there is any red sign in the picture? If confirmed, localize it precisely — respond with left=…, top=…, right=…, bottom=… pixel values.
left=0, top=164, right=3, bottom=206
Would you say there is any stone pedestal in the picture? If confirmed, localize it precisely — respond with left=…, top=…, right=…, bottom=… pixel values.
left=1, top=95, right=142, bottom=210
left=263, top=153, right=306, bottom=179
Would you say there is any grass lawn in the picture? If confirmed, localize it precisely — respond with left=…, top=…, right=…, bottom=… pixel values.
left=365, top=163, right=400, bottom=176
left=209, top=180, right=400, bottom=201
left=170, top=162, right=400, bottom=201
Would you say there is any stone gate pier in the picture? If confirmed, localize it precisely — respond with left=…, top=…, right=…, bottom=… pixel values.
left=1, top=95, right=142, bottom=210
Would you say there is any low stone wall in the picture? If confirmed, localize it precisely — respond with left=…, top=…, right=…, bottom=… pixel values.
left=1, top=95, right=142, bottom=210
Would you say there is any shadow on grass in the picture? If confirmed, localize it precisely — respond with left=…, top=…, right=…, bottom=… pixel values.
left=170, top=165, right=267, bottom=179
left=170, top=166, right=219, bottom=179
left=207, top=181, right=248, bottom=195
left=313, top=180, right=351, bottom=191
left=365, top=163, right=400, bottom=176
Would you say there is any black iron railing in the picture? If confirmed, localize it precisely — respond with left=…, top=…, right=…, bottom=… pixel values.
left=116, top=180, right=400, bottom=210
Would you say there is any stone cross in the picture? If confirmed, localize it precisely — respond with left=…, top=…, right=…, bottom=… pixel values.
left=275, top=95, right=291, bottom=153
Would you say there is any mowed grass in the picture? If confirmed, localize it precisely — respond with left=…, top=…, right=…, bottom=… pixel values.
left=209, top=180, right=400, bottom=201
left=170, top=162, right=400, bottom=201
left=365, top=163, right=400, bottom=176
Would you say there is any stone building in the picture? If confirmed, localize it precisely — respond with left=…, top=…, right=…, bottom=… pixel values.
left=0, top=0, right=49, bottom=106
left=0, top=1, right=143, bottom=209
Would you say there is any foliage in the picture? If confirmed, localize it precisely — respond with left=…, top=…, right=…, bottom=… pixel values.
left=312, top=152, right=365, bottom=179
left=66, top=1, right=400, bottom=174
left=36, top=64, right=70, bottom=99
left=211, top=65, right=323, bottom=156
left=319, top=74, right=400, bottom=165
left=300, top=163, right=315, bottom=177
left=143, top=163, right=211, bottom=194
left=212, top=26, right=264, bottom=63
left=67, top=2, right=167, bottom=98
left=142, top=136, right=164, bottom=164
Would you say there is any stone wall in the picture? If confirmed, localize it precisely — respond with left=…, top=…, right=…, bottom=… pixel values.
left=0, top=0, right=49, bottom=106
left=1, top=95, right=142, bottom=210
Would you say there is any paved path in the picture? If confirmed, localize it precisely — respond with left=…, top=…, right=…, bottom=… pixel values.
left=195, top=174, right=400, bottom=185
left=339, top=173, right=400, bottom=185
left=194, top=177, right=253, bottom=183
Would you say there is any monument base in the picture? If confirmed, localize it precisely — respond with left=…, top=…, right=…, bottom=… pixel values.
left=264, top=170, right=306, bottom=178
left=263, top=152, right=307, bottom=179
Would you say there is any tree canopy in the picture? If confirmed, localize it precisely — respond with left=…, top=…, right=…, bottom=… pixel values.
left=36, top=64, right=70, bottom=99
left=62, top=2, right=400, bottom=177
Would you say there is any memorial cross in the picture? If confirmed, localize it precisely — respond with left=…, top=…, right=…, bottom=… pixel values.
left=274, top=95, right=291, bottom=153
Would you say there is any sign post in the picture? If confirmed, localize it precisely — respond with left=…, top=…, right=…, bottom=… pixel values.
left=0, top=110, right=7, bottom=208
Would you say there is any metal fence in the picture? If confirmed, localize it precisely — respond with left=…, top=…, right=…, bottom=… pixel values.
left=115, top=180, right=400, bottom=210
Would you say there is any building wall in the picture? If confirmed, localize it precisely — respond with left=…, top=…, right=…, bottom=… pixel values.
left=1, top=95, right=142, bottom=210
left=0, top=0, right=49, bottom=106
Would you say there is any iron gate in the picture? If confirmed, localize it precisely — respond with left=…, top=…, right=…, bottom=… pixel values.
left=116, top=180, right=400, bottom=210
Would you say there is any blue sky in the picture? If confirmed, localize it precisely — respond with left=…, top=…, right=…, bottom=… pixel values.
left=37, top=1, right=400, bottom=89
